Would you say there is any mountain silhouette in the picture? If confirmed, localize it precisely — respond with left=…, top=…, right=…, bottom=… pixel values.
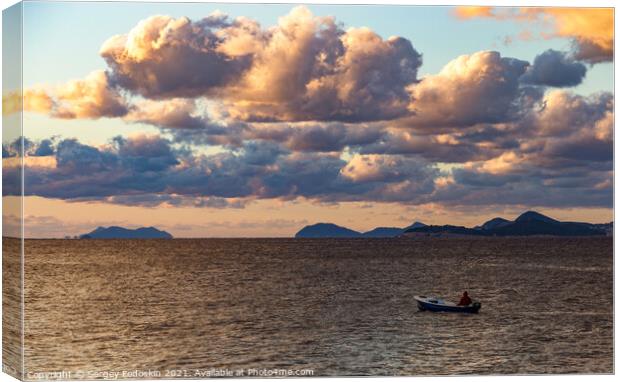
left=295, top=221, right=426, bottom=238
left=406, top=211, right=607, bottom=237
left=403, top=221, right=427, bottom=231
left=294, top=223, right=362, bottom=238
left=515, top=211, right=559, bottom=223
left=80, top=226, right=173, bottom=239
left=480, top=217, right=511, bottom=230
left=362, top=227, right=406, bottom=238
left=295, top=211, right=608, bottom=238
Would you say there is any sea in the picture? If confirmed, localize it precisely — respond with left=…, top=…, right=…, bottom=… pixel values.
left=6, top=236, right=614, bottom=377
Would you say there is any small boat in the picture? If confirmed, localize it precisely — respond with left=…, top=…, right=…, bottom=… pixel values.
left=414, top=295, right=481, bottom=313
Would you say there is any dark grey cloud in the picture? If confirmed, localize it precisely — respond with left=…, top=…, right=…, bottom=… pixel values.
left=359, top=131, right=493, bottom=163
left=434, top=93, right=613, bottom=209
left=433, top=177, right=611, bottom=208
left=5, top=136, right=439, bottom=206
left=2, top=145, right=12, bottom=158
left=2, top=137, right=21, bottom=158
left=284, top=124, right=385, bottom=152
left=544, top=135, right=613, bottom=163
left=112, top=135, right=180, bottom=172
left=33, top=139, right=55, bottom=156
left=4, top=137, right=56, bottom=158
left=520, top=49, right=587, bottom=87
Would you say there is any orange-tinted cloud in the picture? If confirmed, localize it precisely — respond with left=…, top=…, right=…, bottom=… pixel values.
left=453, top=6, right=494, bottom=19
left=24, top=89, right=55, bottom=113
left=3, top=88, right=55, bottom=115
left=2, top=91, right=21, bottom=115
left=9, top=71, right=128, bottom=119
left=541, top=8, right=613, bottom=62
left=100, top=6, right=422, bottom=123
left=454, top=6, right=613, bottom=63
left=52, top=70, right=128, bottom=119
left=124, top=98, right=207, bottom=129
left=405, top=51, right=529, bottom=128
left=340, top=154, right=403, bottom=182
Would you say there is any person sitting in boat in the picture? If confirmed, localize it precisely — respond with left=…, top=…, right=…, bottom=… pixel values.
left=457, top=291, right=472, bottom=306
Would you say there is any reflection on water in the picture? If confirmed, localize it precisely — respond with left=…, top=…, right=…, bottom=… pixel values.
left=21, top=237, right=612, bottom=376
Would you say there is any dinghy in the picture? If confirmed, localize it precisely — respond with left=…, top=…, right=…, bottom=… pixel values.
left=414, top=295, right=481, bottom=313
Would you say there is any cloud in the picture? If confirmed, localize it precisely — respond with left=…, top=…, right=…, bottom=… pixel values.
left=429, top=89, right=613, bottom=208
left=454, top=7, right=613, bottom=63
left=3, top=89, right=55, bottom=115
left=15, top=71, right=128, bottom=119
left=405, top=51, right=530, bottom=128
left=5, top=135, right=441, bottom=206
left=239, top=141, right=287, bottom=165
left=282, top=123, right=384, bottom=152
left=100, top=14, right=253, bottom=99
left=100, top=194, right=249, bottom=209
left=453, top=6, right=493, bottom=19
left=445, top=158, right=612, bottom=208
left=32, top=139, right=55, bottom=157
left=340, top=154, right=429, bottom=183
left=1, top=7, right=613, bottom=215
left=538, top=8, right=613, bottom=63
left=2, top=137, right=58, bottom=158
left=52, top=71, right=129, bottom=118
left=123, top=98, right=209, bottom=129
left=230, top=8, right=422, bottom=122
left=520, top=49, right=587, bottom=87
left=15, top=6, right=422, bottom=128
left=529, top=90, right=613, bottom=138
left=359, top=128, right=505, bottom=163
left=99, top=6, right=421, bottom=122
left=2, top=145, right=12, bottom=158
left=111, top=134, right=180, bottom=172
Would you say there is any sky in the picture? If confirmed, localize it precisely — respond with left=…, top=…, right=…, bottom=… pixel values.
left=2, top=1, right=615, bottom=237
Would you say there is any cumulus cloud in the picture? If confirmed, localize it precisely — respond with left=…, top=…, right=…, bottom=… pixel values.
left=124, top=98, right=210, bottom=129
left=405, top=51, right=530, bottom=128
left=14, top=7, right=422, bottom=128
left=5, top=135, right=441, bottom=206
left=529, top=90, right=613, bottom=138
left=428, top=89, right=613, bottom=208
left=14, top=71, right=128, bottom=119
left=2, top=137, right=58, bottom=158
left=281, top=123, right=384, bottom=152
left=32, top=139, right=55, bottom=157
left=359, top=128, right=506, bottom=163
left=2, top=6, right=612, bottom=214
left=520, top=49, right=587, bottom=87
left=100, top=14, right=253, bottom=99
left=340, top=154, right=429, bottom=183
left=52, top=71, right=129, bottom=118
left=455, top=7, right=613, bottom=63
left=17, top=81, right=244, bottom=143
left=3, top=89, right=56, bottom=116
left=2, top=145, right=12, bottom=158
left=228, top=8, right=422, bottom=122
left=100, top=6, right=422, bottom=122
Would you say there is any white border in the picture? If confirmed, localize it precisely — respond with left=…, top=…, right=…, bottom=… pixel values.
left=0, top=1, right=617, bottom=382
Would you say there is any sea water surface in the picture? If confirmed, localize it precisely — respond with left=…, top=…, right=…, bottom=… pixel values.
left=19, top=237, right=613, bottom=377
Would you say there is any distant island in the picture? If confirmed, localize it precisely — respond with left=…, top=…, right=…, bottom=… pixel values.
left=79, top=226, right=173, bottom=239
left=295, top=221, right=427, bottom=238
left=295, top=211, right=612, bottom=238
